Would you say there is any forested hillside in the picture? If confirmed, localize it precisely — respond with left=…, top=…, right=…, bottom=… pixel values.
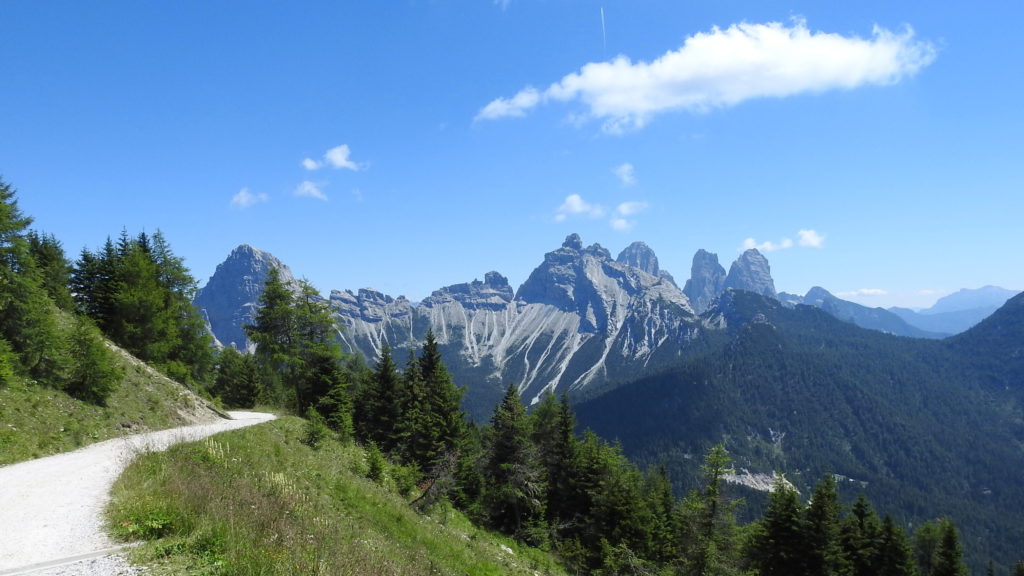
left=575, top=290, right=1024, bottom=572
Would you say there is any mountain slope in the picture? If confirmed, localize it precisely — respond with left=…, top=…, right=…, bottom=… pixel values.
left=574, top=290, right=1024, bottom=572
left=783, top=286, right=946, bottom=338
left=890, top=286, right=1021, bottom=335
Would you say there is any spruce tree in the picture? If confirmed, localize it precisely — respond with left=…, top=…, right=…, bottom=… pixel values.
left=750, top=478, right=805, bottom=576
left=680, top=444, right=743, bottom=576
left=530, top=392, right=578, bottom=528
left=932, top=519, right=967, bottom=576
left=804, top=474, right=848, bottom=576
left=841, top=494, right=882, bottom=576
left=355, top=344, right=403, bottom=452
left=418, top=330, right=466, bottom=465
left=26, top=231, right=73, bottom=310
left=876, top=515, right=917, bottom=576
left=483, top=384, right=544, bottom=539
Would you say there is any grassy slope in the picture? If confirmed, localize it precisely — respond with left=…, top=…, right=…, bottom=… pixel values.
left=0, top=343, right=221, bottom=465
left=108, top=417, right=567, bottom=576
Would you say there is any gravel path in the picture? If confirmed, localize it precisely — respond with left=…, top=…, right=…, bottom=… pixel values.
left=0, top=411, right=276, bottom=575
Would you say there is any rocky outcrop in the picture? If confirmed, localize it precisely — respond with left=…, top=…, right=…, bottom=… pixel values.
left=616, top=241, right=678, bottom=287
left=193, top=245, right=297, bottom=351
left=683, top=249, right=728, bottom=314
left=723, top=249, right=776, bottom=298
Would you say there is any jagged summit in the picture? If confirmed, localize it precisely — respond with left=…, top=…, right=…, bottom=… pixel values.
left=683, top=249, right=727, bottom=314
left=616, top=241, right=678, bottom=287
left=724, top=249, right=776, bottom=298
left=421, top=271, right=514, bottom=311
left=193, top=244, right=296, bottom=351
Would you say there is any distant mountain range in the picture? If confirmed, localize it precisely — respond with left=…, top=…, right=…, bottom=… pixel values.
left=194, top=236, right=1017, bottom=418
left=193, top=236, right=1024, bottom=571
left=890, top=285, right=1021, bottom=334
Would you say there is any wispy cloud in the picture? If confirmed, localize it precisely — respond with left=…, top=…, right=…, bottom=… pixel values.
left=743, top=237, right=794, bottom=252
left=476, top=87, right=541, bottom=121
left=493, top=0, right=512, bottom=10
left=797, top=229, right=826, bottom=248
left=294, top=180, right=328, bottom=201
left=554, top=195, right=649, bottom=231
left=613, top=163, right=636, bottom=186
left=555, top=194, right=605, bottom=222
left=303, top=144, right=365, bottom=171
left=477, top=19, right=936, bottom=132
left=610, top=201, right=649, bottom=231
left=743, top=228, right=825, bottom=252
left=230, top=187, right=268, bottom=209
left=837, top=288, right=888, bottom=298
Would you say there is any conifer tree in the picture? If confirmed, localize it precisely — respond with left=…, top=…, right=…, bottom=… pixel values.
left=0, top=179, right=66, bottom=382
left=417, top=330, right=466, bottom=466
left=932, top=519, right=967, bottom=576
left=26, top=231, right=73, bottom=310
left=876, top=515, right=916, bottom=576
left=804, top=474, right=849, bottom=576
left=354, top=344, right=403, bottom=452
left=680, top=444, right=743, bottom=576
left=483, top=384, right=544, bottom=539
left=750, top=478, right=805, bottom=576
left=1014, top=560, right=1024, bottom=576
left=842, top=494, right=883, bottom=576
left=530, top=392, right=578, bottom=528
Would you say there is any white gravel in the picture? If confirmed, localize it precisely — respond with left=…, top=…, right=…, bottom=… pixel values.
left=0, top=411, right=276, bottom=575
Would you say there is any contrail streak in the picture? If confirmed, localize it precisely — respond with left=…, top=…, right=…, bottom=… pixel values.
left=600, top=7, right=606, bottom=51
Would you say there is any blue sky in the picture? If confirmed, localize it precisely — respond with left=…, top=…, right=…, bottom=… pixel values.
left=2, top=1, right=1021, bottom=309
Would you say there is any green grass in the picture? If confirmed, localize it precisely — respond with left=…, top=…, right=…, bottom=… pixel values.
left=0, top=346, right=219, bottom=465
left=107, top=417, right=567, bottom=576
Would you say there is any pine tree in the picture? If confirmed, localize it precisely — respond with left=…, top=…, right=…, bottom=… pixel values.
left=680, top=444, right=743, bottom=576
left=483, top=384, right=544, bottom=539
left=750, top=478, right=805, bottom=576
left=530, top=392, right=578, bottom=529
left=417, top=330, right=466, bottom=466
left=876, top=515, right=917, bottom=576
left=26, top=231, right=73, bottom=310
left=932, top=519, right=967, bottom=576
left=1013, top=560, right=1024, bottom=576
left=842, top=494, right=882, bottom=576
left=804, top=474, right=849, bottom=576
left=0, top=179, right=66, bottom=383
left=355, top=344, right=404, bottom=452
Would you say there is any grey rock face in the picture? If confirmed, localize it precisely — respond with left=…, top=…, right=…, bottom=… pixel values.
left=422, top=271, right=514, bottom=311
left=616, top=241, right=680, bottom=289
left=723, top=249, right=776, bottom=298
left=193, top=245, right=297, bottom=351
left=683, top=249, right=728, bottom=314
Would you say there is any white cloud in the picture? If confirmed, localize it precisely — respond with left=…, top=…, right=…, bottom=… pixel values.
left=742, top=237, right=794, bottom=252
left=797, top=229, right=826, bottom=248
left=616, top=200, right=648, bottom=216
left=837, top=288, right=888, bottom=298
left=613, top=163, right=636, bottom=185
left=555, top=194, right=605, bottom=221
left=478, top=19, right=935, bottom=132
left=294, top=180, right=328, bottom=201
left=494, top=0, right=511, bottom=10
left=610, top=218, right=634, bottom=231
left=303, top=144, right=364, bottom=171
left=230, top=187, right=268, bottom=209
left=475, top=87, right=541, bottom=121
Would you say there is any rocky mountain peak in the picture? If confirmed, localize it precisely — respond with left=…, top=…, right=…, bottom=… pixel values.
left=562, top=233, right=584, bottom=251
left=617, top=241, right=659, bottom=275
left=422, top=271, right=514, bottom=311
left=723, top=249, right=777, bottom=298
left=683, top=249, right=727, bottom=314
left=193, top=244, right=297, bottom=351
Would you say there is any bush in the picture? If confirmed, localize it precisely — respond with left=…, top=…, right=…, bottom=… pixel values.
left=301, top=406, right=330, bottom=449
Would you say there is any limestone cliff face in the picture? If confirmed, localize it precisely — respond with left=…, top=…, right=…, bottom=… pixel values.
left=193, top=245, right=297, bottom=352
left=683, top=249, right=728, bottom=314
left=724, top=249, right=777, bottom=298
left=329, top=234, right=700, bottom=415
